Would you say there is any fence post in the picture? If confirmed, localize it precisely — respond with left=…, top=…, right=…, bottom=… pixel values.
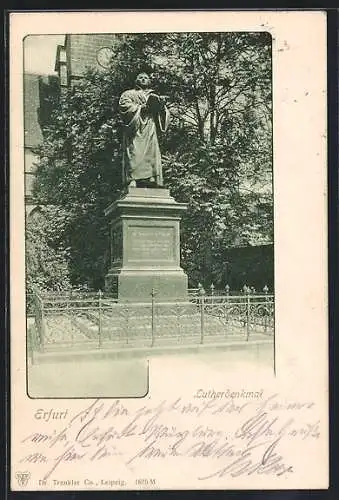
left=124, top=306, right=129, bottom=345
left=28, top=306, right=35, bottom=365
left=66, top=295, right=74, bottom=347
left=263, top=285, right=269, bottom=332
left=151, top=288, right=157, bottom=347
left=225, top=284, right=230, bottom=324
left=199, top=286, right=205, bottom=344
left=39, top=293, right=46, bottom=353
left=241, top=285, right=248, bottom=329
left=246, top=289, right=250, bottom=341
left=33, top=288, right=39, bottom=354
left=98, top=289, right=103, bottom=348
left=176, top=302, right=182, bottom=344
left=210, top=283, right=215, bottom=305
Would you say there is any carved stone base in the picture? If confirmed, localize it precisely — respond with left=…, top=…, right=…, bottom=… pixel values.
left=104, top=187, right=188, bottom=302
left=105, top=269, right=188, bottom=302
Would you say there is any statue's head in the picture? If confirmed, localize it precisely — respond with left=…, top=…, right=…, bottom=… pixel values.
left=135, top=72, right=151, bottom=89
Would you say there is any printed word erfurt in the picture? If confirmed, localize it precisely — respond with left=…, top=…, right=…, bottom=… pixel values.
left=194, top=389, right=264, bottom=399
left=34, top=409, right=68, bottom=422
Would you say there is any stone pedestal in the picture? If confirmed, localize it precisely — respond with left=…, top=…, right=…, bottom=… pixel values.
left=104, top=187, right=188, bottom=301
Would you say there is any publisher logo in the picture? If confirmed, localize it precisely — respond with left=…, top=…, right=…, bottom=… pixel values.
left=15, top=471, right=31, bottom=487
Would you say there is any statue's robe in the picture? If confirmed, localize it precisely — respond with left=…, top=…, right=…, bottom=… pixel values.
left=119, top=88, right=170, bottom=186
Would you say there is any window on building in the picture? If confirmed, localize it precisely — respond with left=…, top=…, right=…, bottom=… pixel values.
left=59, top=64, right=68, bottom=86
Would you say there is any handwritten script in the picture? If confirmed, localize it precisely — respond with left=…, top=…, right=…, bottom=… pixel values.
left=18, top=392, right=320, bottom=483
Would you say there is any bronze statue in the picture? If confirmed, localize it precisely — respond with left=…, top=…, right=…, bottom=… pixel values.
left=119, top=73, right=170, bottom=188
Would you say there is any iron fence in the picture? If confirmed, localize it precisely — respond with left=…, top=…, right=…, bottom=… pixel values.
left=28, top=285, right=274, bottom=357
left=188, top=283, right=271, bottom=297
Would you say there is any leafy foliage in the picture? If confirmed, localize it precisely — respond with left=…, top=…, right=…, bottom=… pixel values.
left=26, top=207, right=72, bottom=294
left=31, top=32, right=273, bottom=290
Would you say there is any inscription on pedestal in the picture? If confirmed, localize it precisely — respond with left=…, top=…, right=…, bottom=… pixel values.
left=128, top=226, right=174, bottom=261
left=105, top=188, right=188, bottom=300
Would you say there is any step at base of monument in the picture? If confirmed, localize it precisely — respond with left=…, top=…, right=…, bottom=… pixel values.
left=105, top=270, right=189, bottom=302
left=31, top=337, right=274, bottom=363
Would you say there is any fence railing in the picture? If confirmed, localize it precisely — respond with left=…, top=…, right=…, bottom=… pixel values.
left=188, top=283, right=271, bottom=297
left=28, top=285, right=274, bottom=358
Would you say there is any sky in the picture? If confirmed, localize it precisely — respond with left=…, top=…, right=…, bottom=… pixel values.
left=24, top=35, right=65, bottom=75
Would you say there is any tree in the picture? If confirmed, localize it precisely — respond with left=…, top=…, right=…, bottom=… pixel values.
left=26, top=207, right=72, bottom=294
left=32, top=32, right=273, bottom=290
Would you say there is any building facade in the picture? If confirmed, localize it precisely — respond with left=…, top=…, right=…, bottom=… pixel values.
left=55, top=34, right=119, bottom=88
left=24, top=73, right=59, bottom=215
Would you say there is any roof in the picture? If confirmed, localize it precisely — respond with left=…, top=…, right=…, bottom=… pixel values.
left=24, top=73, right=43, bottom=148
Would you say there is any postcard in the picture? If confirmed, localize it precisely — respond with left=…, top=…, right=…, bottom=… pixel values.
left=10, top=10, right=328, bottom=490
